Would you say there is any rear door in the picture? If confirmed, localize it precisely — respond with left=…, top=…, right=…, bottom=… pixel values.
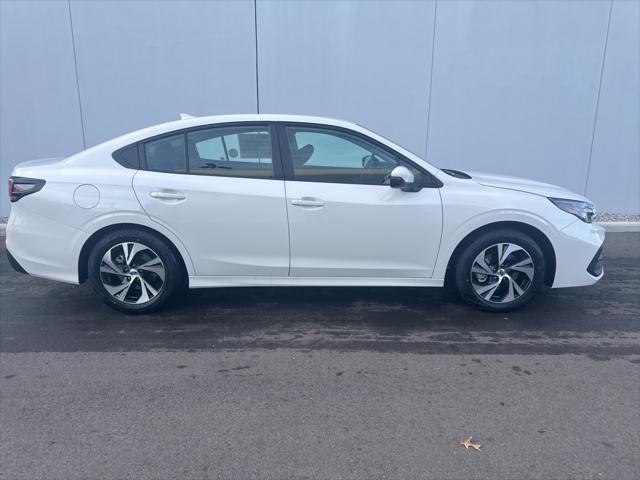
left=133, top=123, right=290, bottom=277
left=279, top=123, right=443, bottom=278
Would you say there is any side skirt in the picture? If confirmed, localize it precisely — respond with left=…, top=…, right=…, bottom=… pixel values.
left=188, top=276, right=445, bottom=289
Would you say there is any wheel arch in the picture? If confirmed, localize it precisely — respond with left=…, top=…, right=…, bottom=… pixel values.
left=78, top=223, right=189, bottom=284
left=443, top=221, right=556, bottom=288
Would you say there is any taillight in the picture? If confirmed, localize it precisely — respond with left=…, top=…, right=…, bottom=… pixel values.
left=8, top=176, right=46, bottom=202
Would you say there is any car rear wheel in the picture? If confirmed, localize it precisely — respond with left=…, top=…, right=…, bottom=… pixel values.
left=87, top=229, right=182, bottom=314
left=454, top=229, right=546, bottom=312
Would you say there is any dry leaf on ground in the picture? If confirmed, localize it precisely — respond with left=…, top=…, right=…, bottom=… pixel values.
left=460, top=436, right=481, bottom=450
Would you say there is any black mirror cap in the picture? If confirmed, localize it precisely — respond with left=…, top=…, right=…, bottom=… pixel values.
left=390, top=175, right=424, bottom=192
left=390, top=175, right=406, bottom=189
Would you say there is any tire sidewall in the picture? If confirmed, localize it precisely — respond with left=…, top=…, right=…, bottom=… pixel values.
left=87, top=229, right=180, bottom=314
left=455, top=230, right=546, bottom=312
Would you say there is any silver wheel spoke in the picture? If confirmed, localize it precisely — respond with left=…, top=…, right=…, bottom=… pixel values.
left=101, top=253, right=123, bottom=275
left=470, top=242, right=535, bottom=304
left=482, top=282, right=501, bottom=301
left=476, top=278, right=502, bottom=299
left=99, top=242, right=165, bottom=305
left=104, top=279, right=132, bottom=299
left=122, top=243, right=147, bottom=266
left=471, top=265, right=493, bottom=275
left=134, top=278, right=150, bottom=304
left=137, top=259, right=165, bottom=280
left=502, top=277, right=516, bottom=303
left=140, top=277, right=158, bottom=298
left=473, top=255, right=493, bottom=275
left=100, top=264, right=123, bottom=276
left=120, top=243, right=131, bottom=264
left=508, top=258, right=535, bottom=280
left=511, top=277, right=525, bottom=296
left=499, top=243, right=524, bottom=266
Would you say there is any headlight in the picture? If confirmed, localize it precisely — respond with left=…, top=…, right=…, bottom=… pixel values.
left=548, top=197, right=595, bottom=223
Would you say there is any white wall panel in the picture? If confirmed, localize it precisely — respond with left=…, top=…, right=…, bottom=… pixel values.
left=426, top=0, right=611, bottom=195
left=0, top=0, right=84, bottom=213
left=257, top=0, right=435, bottom=157
left=69, top=0, right=257, bottom=146
left=586, top=0, right=640, bottom=214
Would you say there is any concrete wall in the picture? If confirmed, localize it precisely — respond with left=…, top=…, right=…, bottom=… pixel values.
left=1, top=0, right=638, bottom=215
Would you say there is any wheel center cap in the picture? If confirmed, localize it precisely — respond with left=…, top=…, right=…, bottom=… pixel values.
left=129, top=269, right=138, bottom=276
left=497, top=268, right=506, bottom=276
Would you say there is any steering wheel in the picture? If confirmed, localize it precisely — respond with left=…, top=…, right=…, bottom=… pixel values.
left=362, top=154, right=382, bottom=168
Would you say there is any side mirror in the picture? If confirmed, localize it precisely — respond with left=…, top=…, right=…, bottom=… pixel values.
left=389, top=166, right=416, bottom=191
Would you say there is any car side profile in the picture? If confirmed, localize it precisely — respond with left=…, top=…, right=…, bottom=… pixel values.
left=6, top=114, right=604, bottom=314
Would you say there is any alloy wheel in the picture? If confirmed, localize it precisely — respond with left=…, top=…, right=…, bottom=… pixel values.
left=470, top=242, right=535, bottom=304
left=99, top=242, right=165, bottom=304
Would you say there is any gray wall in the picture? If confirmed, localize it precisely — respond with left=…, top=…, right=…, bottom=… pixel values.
left=1, top=0, right=638, bottom=216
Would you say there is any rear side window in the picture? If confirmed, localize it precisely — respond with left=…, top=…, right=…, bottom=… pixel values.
left=144, top=134, right=187, bottom=173
left=186, top=126, right=273, bottom=179
left=142, top=125, right=275, bottom=179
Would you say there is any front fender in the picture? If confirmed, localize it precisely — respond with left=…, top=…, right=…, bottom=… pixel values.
left=432, top=197, right=573, bottom=281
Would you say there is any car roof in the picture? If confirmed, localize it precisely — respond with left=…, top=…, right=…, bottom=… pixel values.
left=177, top=113, right=357, bottom=125
left=162, top=113, right=361, bottom=133
left=107, top=114, right=363, bottom=146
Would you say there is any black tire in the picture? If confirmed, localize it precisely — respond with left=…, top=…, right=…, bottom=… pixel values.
left=87, top=228, right=183, bottom=314
left=454, top=229, right=546, bottom=312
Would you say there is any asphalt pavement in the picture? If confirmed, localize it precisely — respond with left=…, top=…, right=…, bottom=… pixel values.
left=1, top=233, right=639, bottom=479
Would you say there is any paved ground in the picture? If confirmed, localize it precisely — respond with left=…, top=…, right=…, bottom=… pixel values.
left=1, top=233, right=639, bottom=479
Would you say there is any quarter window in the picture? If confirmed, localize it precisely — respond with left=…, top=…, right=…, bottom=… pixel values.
left=284, top=126, right=427, bottom=186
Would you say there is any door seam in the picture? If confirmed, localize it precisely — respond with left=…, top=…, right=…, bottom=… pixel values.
left=283, top=180, right=293, bottom=277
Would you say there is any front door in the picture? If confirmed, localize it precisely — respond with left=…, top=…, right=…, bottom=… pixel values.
left=133, top=124, right=289, bottom=277
left=280, top=124, right=442, bottom=278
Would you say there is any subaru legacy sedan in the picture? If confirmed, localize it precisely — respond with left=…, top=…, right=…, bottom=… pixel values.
left=6, top=114, right=604, bottom=314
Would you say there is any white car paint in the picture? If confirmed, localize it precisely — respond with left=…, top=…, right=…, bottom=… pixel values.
left=6, top=114, right=604, bottom=301
left=133, top=170, right=290, bottom=276
left=283, top=180, right=442, bottom=277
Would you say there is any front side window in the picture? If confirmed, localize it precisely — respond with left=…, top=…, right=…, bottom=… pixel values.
left=187, top=126, right=273, bottom=178
left=284, top=126, right=427, bottom=186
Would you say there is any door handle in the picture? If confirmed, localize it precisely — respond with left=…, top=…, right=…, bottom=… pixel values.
left=150, top=190, right=186, bottom=200
left=291, top=198, right=325, bottom=208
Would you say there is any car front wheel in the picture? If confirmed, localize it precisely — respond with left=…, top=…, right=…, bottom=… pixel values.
left=87, top=229, right=182, bottom=314
left=454, top=229, right=546, bottom=312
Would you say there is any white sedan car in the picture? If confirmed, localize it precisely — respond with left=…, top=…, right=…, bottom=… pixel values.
left=6, top=114, right=604, bottom=314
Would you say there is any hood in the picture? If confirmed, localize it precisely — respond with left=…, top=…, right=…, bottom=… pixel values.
left=464, top=171, right=589, bottom=202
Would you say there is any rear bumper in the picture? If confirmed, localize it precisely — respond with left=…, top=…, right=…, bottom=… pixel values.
left=6, top=207, right=87, bottom=284
left=6, top=248, right=28, bottom=274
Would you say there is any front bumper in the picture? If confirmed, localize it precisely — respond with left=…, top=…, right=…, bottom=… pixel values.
left=552, top=220, right=605, bottom=288
left=587, top=245, right=604, bottom=277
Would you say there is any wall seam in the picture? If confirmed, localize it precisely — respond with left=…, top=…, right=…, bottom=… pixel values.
left=424, top=0, right=438, bottom=163
left=584, top=0, right=614, bottom=196
left=254, top=0, right=260, bottom=114
left=67, top=0, right=86, bottom=149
